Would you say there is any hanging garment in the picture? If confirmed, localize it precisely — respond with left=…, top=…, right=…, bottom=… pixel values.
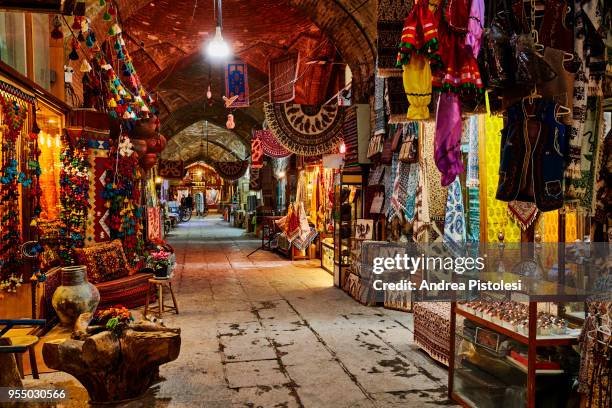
left=396, top=0, right=442, bottom=67
left=496, top=99, right=567, bottom=212
left=443, top=177, right=467, bottom=244
left=404, top=163, right=420, bottom=222
left=402, top=56, right=433, bottom=120
left=413, top=162, right=431, bottom=243
left=434, top=92, right=464, bottom=186
left=540, top=47, right=575, bottom=125
left=433, top=0, right=483, bottom=92
left=538, top=0, right=574, bottom=53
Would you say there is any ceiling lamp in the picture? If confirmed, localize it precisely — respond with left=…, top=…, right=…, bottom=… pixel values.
left=206, top=0, right=231, bottom=59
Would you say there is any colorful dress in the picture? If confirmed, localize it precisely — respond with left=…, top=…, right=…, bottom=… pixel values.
left=397, top=0, right=443, bottom=119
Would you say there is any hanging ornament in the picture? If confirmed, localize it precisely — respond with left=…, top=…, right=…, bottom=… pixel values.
left=112, top=24, right=122, bottom=35
left=77, top=31, right=85, bottom=42
left=85, top=33, right=95, bottom=48
left=71, top=16, right=82, bottom=30
left=108, top=4, right=116, bottom=16
left=68, top=46, right=79, bottom=61
left=51, top=15, right=63, bottom=39
left=206, top=84, right=212, bottom=100
left=79, top=59, right=92, bottom=73
left=99, top=0, right=106, bottom=5
left=226, top=113, right=235, bottom=129
left=118, top=135, right=134, bottom=157
left=81, top=18, right=89, bottom=32
left=103, top=9, right=112, bottom=21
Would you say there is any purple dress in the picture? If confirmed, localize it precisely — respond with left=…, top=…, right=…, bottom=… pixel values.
left=434, top=92, right=464, bottom=187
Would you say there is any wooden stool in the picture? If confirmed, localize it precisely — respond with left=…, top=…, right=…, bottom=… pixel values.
left=144, top=278, right=179, bottom=319
left=6, top=335, right=40, bottom=379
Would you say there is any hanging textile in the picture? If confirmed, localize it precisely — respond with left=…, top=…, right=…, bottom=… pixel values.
left=483, top=115, right=521, bottom=242
left=579, top=94, right=604, bottom=213
left=466, top=116, right=480, bottom=242
left=342, top=105, right=360, bottom=166
left=249, top=166, right=261, bottom=191
left=146, top=207, right=162, bottom=242
left=253, top=129, right=291, bottom=159
left=507, top=201, right=539, bottom=231
left=404, top=163, right=419, bottom=222
left=443, top=177, right=466, bottom=244
left=413, top=162, right=431, bottom=243
left=377, top=0, right=412, bottom=77
left=385, top=76, right=410, bottom=123
left=158, top=159, right=184, bottom=179
left=423, top=121, right=448, bottom=224
left=593, top=127, right=611, bottom=224
left=213, top=160, right=249, bottom=181
left=434, top=93, right=464, bottom=186
left=384, top=156, right=398, bottom=217
left=251, top=132, right=264, bottom=169
left=375, top=74, right=387, bottom=135
left=225, top=62, right=249, bottom=107
left=269, top=53, right=299, bottom=103
left=264, top=103, right=345, bottom=156
left=83, top=129, right=112, bottom=244
left=391, top=160, right=411, bottom=215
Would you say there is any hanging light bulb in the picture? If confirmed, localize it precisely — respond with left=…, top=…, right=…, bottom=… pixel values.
left=38, top=132, right=45, bottom=146
left=339, top=141, right=346, bottom=154
left=205, top=0, right=231, bottom=59
left=206, top=84, right=212, bottom=100
left=55, top=134, right=61, bottom=147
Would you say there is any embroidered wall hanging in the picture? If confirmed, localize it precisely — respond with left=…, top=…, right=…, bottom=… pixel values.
left=342, top=106, right=359, bottom=166
left=213, top=160, right=249, bottom=181
left=269, top=53, right=299, bottom=103
left=158, top=159, right=185, bottom=179
left=254, top=129, right=292, bottom=158
left=147, top=207, right=162, bottom=242
left=251, top=133, right=264, bottom=169
left=225, top=62, right=249, bottom=108
left=83, top=129, right=112, bottom=245
left=264, top=103, right=345, bottom=156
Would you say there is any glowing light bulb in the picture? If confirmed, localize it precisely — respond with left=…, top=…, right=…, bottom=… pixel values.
left=55, top=135, right=61, bottom=147
left=206, top=27, right=231, bottom=59
left=339, top=141, right=346, bottom=154
left=38, top=133, right=45, bottom=146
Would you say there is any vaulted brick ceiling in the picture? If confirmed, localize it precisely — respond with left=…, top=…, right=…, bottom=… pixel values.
left=111, top=0, right=375, bottom=162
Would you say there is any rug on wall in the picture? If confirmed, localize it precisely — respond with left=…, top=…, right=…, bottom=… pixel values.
left=85, top=131, right=112, bottom=246
left=158, top=159, right=185, bottom=179
left=146, top=207, right=162, bottom=242
left=213, top=160, right=249, bottom=181
left=269, top=53, right=299, bottom=103
left=254, top=129, right=292, bottom=158
left=264, top=103, right=345, bottom=157
left=251, top=133, right=264, bottom=169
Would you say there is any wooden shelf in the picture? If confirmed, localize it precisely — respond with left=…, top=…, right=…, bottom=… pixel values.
left=456, top=307, right=579, bottom=347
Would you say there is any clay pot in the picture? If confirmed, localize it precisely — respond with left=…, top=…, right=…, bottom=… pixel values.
left=140, top=153, right=158, bottom=171
left=131, top=139, right=148, bottom=156
left=52, top=266, right=100, bottom=328
left=146, top=134, right=167, bottom=154
left=130, top=118, right=157, bottom=140
left=158, top=134, right=167, bottom=151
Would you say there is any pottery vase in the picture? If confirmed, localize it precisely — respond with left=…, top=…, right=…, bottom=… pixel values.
left=52, top=266, right=100, bottom=328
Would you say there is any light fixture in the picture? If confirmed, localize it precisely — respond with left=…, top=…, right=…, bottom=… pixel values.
left=206, top=0, right=231, bottom=59
left=55, top=135, right=61, bottom=147
left=339, top=141, right=346, bottom=154
left=155, top=176, right=163, bottom=184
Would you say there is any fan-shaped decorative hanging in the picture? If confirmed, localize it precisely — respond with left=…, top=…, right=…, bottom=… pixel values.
left=253, top=129, right=291, bottom=158
left=213, top=160, right=249, bottom=181
left=263, top=103, right=345, bottom=157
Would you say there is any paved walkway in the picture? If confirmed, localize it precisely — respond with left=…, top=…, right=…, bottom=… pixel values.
left=27, top=216, right=452, bottom=407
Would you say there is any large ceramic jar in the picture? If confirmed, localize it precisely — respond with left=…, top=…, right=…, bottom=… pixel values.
left=52, top=266, right=100, bottom=328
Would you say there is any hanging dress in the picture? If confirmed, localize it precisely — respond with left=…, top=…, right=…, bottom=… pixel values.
left=397, top=0, right=443, bottom=119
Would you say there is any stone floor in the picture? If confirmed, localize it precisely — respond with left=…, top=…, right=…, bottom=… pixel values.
left=25, top=216, right=453, bottom=407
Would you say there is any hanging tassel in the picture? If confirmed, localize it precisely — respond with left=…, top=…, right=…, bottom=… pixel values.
left=103, top=10, right=112, bottom=21
left=68, top=47, right=79, bottom=60
left=117, top=50, right=125, bottom=60
left=108, top=25, right=116, bottom=36
left=86, top=34, right=94, bottom=48
left=108, top=98, right=117, bottom=108
left=112, top=24, right=122, bottom=34
left=99, top=0, right=106, bottom=5
left=80, top=59, right=92, bottom=73
left=71, top=16, right=81, bottom=30
left=51, top=15, right=63, bottom=39
left=114, top=40, right=121, bottom=50
left=108, top=5, right=116, bottom=16
left=77, top=31, right=85, bottom=42
left=74, top=1, right=86, bottom=17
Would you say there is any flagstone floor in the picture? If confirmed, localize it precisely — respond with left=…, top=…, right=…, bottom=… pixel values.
left=25, top=216, right=453, bottom=407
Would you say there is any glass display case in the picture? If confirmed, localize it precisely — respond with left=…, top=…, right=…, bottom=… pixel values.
left=333, top=171, right=362, bottom=287
left=450, top=297, right=585, bottom=408
left=321, top=237, right=334, bottom=274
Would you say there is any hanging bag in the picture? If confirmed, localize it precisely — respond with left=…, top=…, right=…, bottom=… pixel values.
left=367, top=133, right=384, bottom=159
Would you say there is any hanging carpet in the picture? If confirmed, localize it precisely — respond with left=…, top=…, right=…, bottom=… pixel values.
left=249, top=166, right=262, bottom=191
left=269, top=53, right=299, bottom=103
left=264, top=103, right=345, bottom=157
left=158, top=160, right=185, bottom=179
left=225, top=62, right=249, bottom=107
left=251, top=133, right=264, bottom=169
left=213, top=160, right=248, bottom=181
left=254, top=129, right=292, bottom=158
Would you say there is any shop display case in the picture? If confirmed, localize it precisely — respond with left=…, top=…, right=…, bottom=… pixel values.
left=449, top=292, right=585, bottom=408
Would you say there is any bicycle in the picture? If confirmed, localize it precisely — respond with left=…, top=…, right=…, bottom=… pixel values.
left=179, top=206, right=192, bottom=223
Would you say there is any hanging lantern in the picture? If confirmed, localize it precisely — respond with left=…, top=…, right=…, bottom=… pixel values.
left=226, top=113, right=235, bottom=129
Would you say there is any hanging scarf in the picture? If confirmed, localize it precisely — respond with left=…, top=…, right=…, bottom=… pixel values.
left=466, top=116, right=480, bottom=242
left=391, top=160, right=411, bottom=214
left=404, top=163, right=419, bottom=222
left=579, top=93, right=604, bottom=213
left=413, top=162, right=431, bottom=243
left=423, top=121, right=448, bottom=223
left=385, top=154, right=399, bottom=217
left=443, top=177, right=466, bottom=244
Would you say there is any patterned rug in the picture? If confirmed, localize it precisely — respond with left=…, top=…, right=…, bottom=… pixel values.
left=85, top=130, right=111, bottom=246
left=269, top=53, right=299, bottom=103
left=377, top=0, right=412, bottom=77
left=251, top=133, right=264, bottom=169
left=225, top=62, right=249, bottom=107
left=249, top=166, right=261, bottom=191
left=213, top=160, right=249, bottom=181
left=254, top=129, right=292, bottom=158
left=264, top=103, right=345, bottom=156
left=386, top=76, right=409, bottom=123
left=146, top=207, right=162, bottom=241
left=158, top=159, right=185, bottom=179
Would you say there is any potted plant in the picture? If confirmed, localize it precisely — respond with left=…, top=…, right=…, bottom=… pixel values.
left=91, top=305, right=134, bottom=334
left=148, top=250, right=172, bottom=278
